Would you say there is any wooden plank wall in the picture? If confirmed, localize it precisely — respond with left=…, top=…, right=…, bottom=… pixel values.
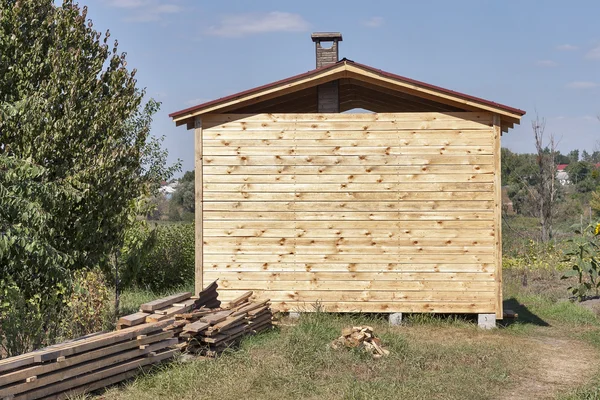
left=200, top=112, right=499, bottom=315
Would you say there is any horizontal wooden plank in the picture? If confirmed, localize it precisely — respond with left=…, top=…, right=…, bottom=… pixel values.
left=203, top=120, right=491, bottom=131
left=203, top=112, right=494, bottom=124
left=203, top=191, right=495, bottom=201
left=215, top=279, right=496, bottom=291
left=203, top=228, right=495, bottom=238
left=203, top=129, right=494, bottom=140
left=265, top=301, right=495, bottom=313
left=203, top=174, right=494, bottom=184
left=204, top=137, right=494, bottom=147
left=220, top=289, right=497, bottom=302
left=203, top=200, right=494, bottom=212
left=203, top=237, right=493, bottom=247
left=203, top=165, right=495, bottom=175
left=139, top=292, right=192, bottom=312
left=203, top=211, right=493, bottom=221
left=203, top=155, right=493, bottom=166
left=203, top=146, right=494, bottom=156
left=204, top=253, right=495, bottom=264
left=203, top=183, right=494, bottom=193
left=204, top=262, right=494, bottom=273
left=204, top=271, right=494, bottom=282
left=204, top=220, right=494, bottom=230
left=204, top=245, right=493, bottom=256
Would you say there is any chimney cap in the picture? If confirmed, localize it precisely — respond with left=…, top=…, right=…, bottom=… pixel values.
left=311, top=32, right=343, bottom=42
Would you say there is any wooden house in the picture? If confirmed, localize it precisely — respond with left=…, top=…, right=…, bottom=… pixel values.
left=169, top=33, right=525, bottom=323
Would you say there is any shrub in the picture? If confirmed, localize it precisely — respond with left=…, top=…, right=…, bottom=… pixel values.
left=60, top=268, right=113, bottom=339
left=126, top=223, right=194, bottom=292
left=562, top=223, right=600, bottom=301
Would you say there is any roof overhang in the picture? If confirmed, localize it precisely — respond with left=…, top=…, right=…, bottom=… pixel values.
left=170, top=59, right=525, bottom=131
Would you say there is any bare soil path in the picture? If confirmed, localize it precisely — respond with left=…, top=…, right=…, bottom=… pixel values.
left=499, top=334, right=600, bottom=400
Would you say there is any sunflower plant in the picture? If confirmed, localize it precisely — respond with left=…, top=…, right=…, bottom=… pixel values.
left=562, top=223, right=600, bottom=301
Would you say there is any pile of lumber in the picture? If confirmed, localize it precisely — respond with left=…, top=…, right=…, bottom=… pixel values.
left=331, top=326, right=390, bottom=359
left=178, top=291, right=273, bottom=357
left=116, top=282, right=220, bottom=329
left=0, top=320, right=177, bottom=400
left=0, top=282, right=273, bottom=399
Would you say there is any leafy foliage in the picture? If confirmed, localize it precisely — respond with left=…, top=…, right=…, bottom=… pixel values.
left=561, top=224, right=600, bottom=301
left=61, top=268, right=112, bottom=339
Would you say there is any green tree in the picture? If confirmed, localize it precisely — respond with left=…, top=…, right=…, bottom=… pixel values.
left=568, top=149, right=580, bottom=163
left=171, top=170, right=195, bottom=217
left=0, top=1, right=179, bottom=349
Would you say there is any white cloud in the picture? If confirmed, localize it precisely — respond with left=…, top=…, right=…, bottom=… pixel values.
left=206, top=12, right=310, bottom=38
left=556, top=44, right=578, bottom=51
left=585, top=45, right=600, bottom=59
left=566, top=81, right=598, bottom=89
left=103, top=0, right=181, bottom=22
left=362, top=17, right=384, bottom=28
left=536, top=60, right=558, bottom=67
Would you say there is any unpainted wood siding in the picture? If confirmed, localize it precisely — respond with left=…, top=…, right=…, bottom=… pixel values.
left=199, top=112, right=500, bottom=315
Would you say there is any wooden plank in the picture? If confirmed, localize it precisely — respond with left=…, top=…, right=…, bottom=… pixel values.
left=0, top=331, right=173, bottom=387
left=117, top=312, right=149, bottom=327
left=204, top=228, right=494, bottom=239
left=205, top=263, right=494, bottom=273
left=203, top=146, right=494, bottom=156
left=203, top=120, right=491, bottom=131
left=203, top=174, right=495, bottom=184
left=14, top=349, right=176, bottom=400
left=32, top=320, right=174, bottom=363
left=204, top=245, right=494, bottom=256
left=183, top=320, right=210, bottom=333
left=203, top=155, right=494, bottom=166
left=203, top=112, right=495, bottom=124
left=0, top=339, right=177, bottom=398
left=267, top=300, right=495, bottom=313
left=139, top=292, right=192, bottom=312
left=201, top=324, right=248, bottom=344
left=203, top=137, right=494, bottom=147
left=215, top=280, right=496, bottom=291
left=203, top=164, right=495, bottom=175
left=203, top=191, right=495, bottom=201
left=203, top=129, right=494, bottom=141
left=205, top=254, right=495, bottom=264
left=195, top=117, right=204, bottom=299
left=200, top=310, right=233, bottom=325
left=205, top=271, right=495, bottom=282
left=203, top=211, right=493, bottom=221
left=203, top=183, right=494, bottom=193
left=203, top=237, right=494, bottom=247
left=220, top=290, right=497, bottom=303
left=204, top=220, right=494, bottom=230
left=493, top=114, right=503, bottom=319
left=208, top=314, right=247, bottom=334
left=227, top=291, right=253, bottom=307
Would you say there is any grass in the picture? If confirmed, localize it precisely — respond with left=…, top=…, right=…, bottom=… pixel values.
left=95, top=267, right=600, bottom=400
left=91, top=225, right=600, bottom=400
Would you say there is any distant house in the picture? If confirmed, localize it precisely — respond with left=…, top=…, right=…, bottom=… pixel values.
left=159, top=181, right=178, bottom=199
left=556, top=163, right=600, bottom=186
left=556, top=164, right=570, bottom=185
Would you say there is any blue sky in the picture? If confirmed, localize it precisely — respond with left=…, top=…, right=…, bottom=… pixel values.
left=85, top=0, right=600, bottom=174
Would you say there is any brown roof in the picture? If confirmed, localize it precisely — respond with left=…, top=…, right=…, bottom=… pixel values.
left=170, top=58, right=525, bottom=122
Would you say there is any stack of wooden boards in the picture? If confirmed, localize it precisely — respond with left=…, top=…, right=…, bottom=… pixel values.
left=177, top=291, right=273, bottom=357
left=0, top=320, right=177, bottom=400
left=116, top=283, right=220, bottom=329
left=0, top=282, right=273, bottom=400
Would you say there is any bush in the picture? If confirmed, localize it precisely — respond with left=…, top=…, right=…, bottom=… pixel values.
left=124, top=223, right=194, bottom=292
left=61, top=269, right=113, bottom=339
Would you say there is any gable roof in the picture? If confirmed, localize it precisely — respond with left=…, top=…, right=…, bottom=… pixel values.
left=170, top=58, right=525, bottom=131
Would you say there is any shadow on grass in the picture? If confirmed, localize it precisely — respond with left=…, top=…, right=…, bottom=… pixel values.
left=502, top=297, right=549, bottom=327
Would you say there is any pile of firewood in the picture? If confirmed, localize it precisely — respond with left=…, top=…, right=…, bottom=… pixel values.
left=331, top=326, right=390, bottom=359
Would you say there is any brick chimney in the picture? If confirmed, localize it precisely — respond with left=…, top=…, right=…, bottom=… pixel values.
left=311, top=32, right=342, bottom=112
left=311, top=32, right=343, bottom=68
